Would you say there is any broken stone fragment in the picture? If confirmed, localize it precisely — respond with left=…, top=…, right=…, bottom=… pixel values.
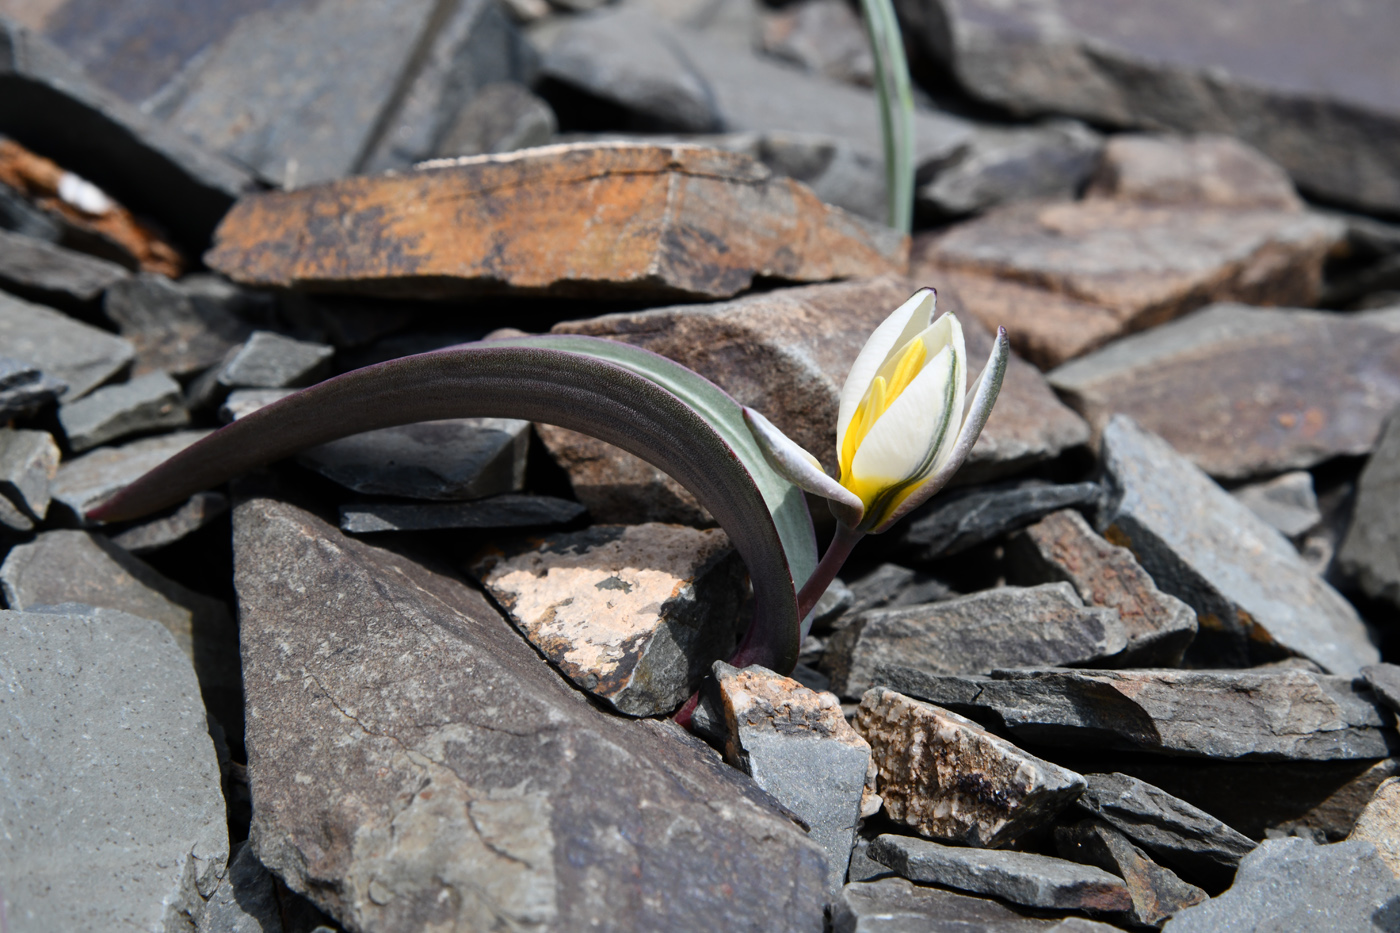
left=57, top=370, right=190, bottom=452
left=1055, top=820, right=1207, bottom=927
left=868, top=834, right=1133, bottom=914
left=1363, top=664, right=1400, bottom=715
left=431, top=82, right=557, bottom=158
left=0, top=227, right=128, bottom=311
left=1084, top=134, right=1303, bottom=211
left=0, top=428, right=59, bottom=520
left=108, top=491, right=230, bottom=555
left=1349, top=777, right=1400, bottom=881
left=474, top=524, right=747, bottom=716
left=712, top=662, right=873, bottom=897
left=49, top=429, right=210, bottom=523
left=833, top=876, right=1121, bottom=933
left=339, top=494, right=585, bottom=534
left=839, top=563, right=955, bottom=626
left=217, top=331, right=334, bottom=389
left=1338, top=406, right=1400, bottom=610
left=824, top=583, right=1125, bottom=698
left=103, top=273, right=259, bottom=378
left=1230, top=471, right=1322, bottom=540
left=855, top=687, right=1085, bottom=847
left=0, top=291, right=134, bottom=401
left=894, top=479, right=1102, bottom=562
left=206, top=143, right=906, bottom=301
left=0, top=355, right=66, bottom=420
left=883, top=668, right=1397, bottom=762
left=1010, top=509, right=1196, bottom=667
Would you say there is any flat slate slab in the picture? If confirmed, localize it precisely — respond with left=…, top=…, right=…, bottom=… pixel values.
left=0, top=291, right=134, bottom=401
left=103, top=273, right=259, bottom=378
left=834, top=877, right=1120, bottom=933
left=894, top=479, right=1103, bottom=562
left=1049, top=304, right=1400, bottom=480
left=882, top=667, right=1397, bottom=761
left=0, top=607, right=228, bottom=932
left=50, top=429, right=210, bottom=522
left=0, top=227, right=128, bottom=307
left=232, top=496, right=827, bottom=931
left=340, top=493, right=585, bottom=534
left=57, top=370, right=190, bottom=452
left=1338, top=407, right=1400, bottom=610
left=1056, top=820, right=1207, bottom=927
left=206, top=143, right=906, bottom=301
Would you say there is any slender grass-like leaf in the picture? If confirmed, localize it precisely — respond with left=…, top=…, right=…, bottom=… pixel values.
left=859, top=0, right=916, bottom=232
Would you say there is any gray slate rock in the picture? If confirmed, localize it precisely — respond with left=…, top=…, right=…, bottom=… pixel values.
left=883, top=667, right=1397, bottom=761
left=218, top=330, right=334, bottom=389
left=0, top=488, right=33, bottom=531
left=1338, top=407, right=1400, bottom=610
left=195, top=843, right=292, bottom=933
left=0, top=607, right=228, bottom=933
left=890, top=0, right=1400, bottom=216
left=103, top=272, right=260, bottom=377
left=1056, top=820, right=1208, bottom=927
left=825, top=583, right=1126, bottom=698
left=49, top=429, right=210, bottom=522
left=833, top=876, right=1121, bottom=933
left=300, top=417, right=529, bottom=500
left=1231, top=471, right=1321, bottom=540
left=0, top=355, right=65, bottom=419
left=0, top=291, right=134, bottom=400
left=919, top=120, right=1103, bottom=218
left=760, top=0, right=873, bottom=87
left=0, top=180, right=60, bottom=241
left=109, top=491, right=229, bottom=555
left=57, top=370, right=190, bottom=452
left=233, top=496, right=827, bottom=931
left=219, top=387, right=295, bottom=422
left=714, top=662, right=873, bottom=897
left=1075, top=773, right=1257, bottom=890
left=896, top=479, right=1103, bottom=562
left=0, top=428, right=58, bottom=520
left=839, top=563, right=955, bottom=626
left=0, top=17, right=253, bottom=250
left=0, top=227, right=128, bottom=309
left=1097, top=415, right=1377, bottom=674
left=869, top=834, right=1133, bottom=914
left=1162, top=838, right=1400, bottom=932
left=432, top=81, right=556, bottom=158
left=340, top=493, right=584, bottom=534
left=1364, top=664, right=1400, bottom=715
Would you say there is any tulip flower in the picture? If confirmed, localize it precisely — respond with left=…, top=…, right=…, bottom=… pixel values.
left=745, top=287, right=1008, bottom=620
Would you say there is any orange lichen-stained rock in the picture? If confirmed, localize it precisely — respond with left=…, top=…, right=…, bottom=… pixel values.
left=205, top=142, right=908, bottom=300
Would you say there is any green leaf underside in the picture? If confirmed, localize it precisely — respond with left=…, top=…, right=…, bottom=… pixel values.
left=89, top=336, right=817, bottom=674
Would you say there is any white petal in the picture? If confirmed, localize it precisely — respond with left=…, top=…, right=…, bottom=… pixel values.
left=836, top=288, right=934, bottom=457
left=745, top=408, right=865, bottom=527
left=850, top=344, right=957, bottom=488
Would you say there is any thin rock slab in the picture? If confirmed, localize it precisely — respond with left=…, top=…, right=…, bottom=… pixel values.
left=833, top=877, right=1121, bottom=933
left=0, top=607, right=228, bottom=933
left=868, top=834, right=1132, bottom=915
left=0, top=355, right=65, bottom=420
left=713, top=662, right=874, bottom=897
left=233, top=497, right=827, bottom=931
left=49, top=429, right=210, bottom=522
left=1350, top=777, right=1400, bottom=881
left=340, top=493, right=585, bottom=534
left=0, top=428, right=59, bottom=520
left=1010, top=509, right=1196, bottom=667
left=1162, top=838, right=1400, bottom=933
left=1338, top=407, right=1400, bottom=610
left=1096, top=415, right=1378, bottom=673
left=57, top=370, right=190, bottom=452
left=473, top=523, right=746, bottom=716
left=206, top=143, right=906, bottom=301
left=1083, top=135, right=1303, bottom=212
left=824, top=583, right=1126, bottom=698
left=855, top=687, right=1085, bottom=847
left=108, top=491, right=230, bottom=555
left=1056, top=820, right=1207, bottom=927
left=882, top=667, right=1397, bottom=762
left=0, top=227, right=128, bottom=309
left=216, top=331, right=335, bottom=389
left=0, top=291, right=134, bottom=401
left=1049, top=304, right=1400, bottom=481
left=913, top=201, right=1343, bottom=369
left=1230, top=471, right=1321, bottom=540
left=1364, top=665, right=1400, bottom=716
left=103, top=273, right=260, bottom=378
left=893, top=479, right=1102, bottom=563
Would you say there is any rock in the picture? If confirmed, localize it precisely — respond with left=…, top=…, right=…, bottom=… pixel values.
left=1162, top=838, right=1400, bottom=932
left=760, top=0, right=874, bottom=87
left=855, top=687, right=1085, bottom=847
left=0, top=489, right=33, bottom=532
left=215, top=330, right=334, bottom=389
left=473, top=524, right=746, bottom=716
left=555, top=275, right=1089, bottom=483
left=1096, top=416, right=1378, bottom=673
left=0, top=607, right=228, bottom=932
left=1230, top=472, right=1322, bottom=540
left=1364, top=665, right=1400, bottom=715
left=1056, top=820, right=1208, bottom=927
left=0, top=18, right=252, bottom=250
left=884, top=668, right=1397, bottom=762
left=713, top=662, right=873, bottom=897
left=840, top=563, right=956, bottom=625
left=824, top=583, right=1126, bottom=698
left=540, top=7, right=971, bottom=164
left=0, top=291, right=134, bottom=400
left=1338, top=407, right=1400, bottom=610
left=49, top=429, right=210, bottom=522
left=57, top=370, right=190, bottom=452
left=889, top=0, right=1400, bottom=216
left=431, top=82, right=557, bottom=158
left=194, top=843, right=287, bottom=933
left=206, top=143, right=906, bottom=301
left=833, top=876, right=1121, bottom=933
left=0, top=428, right=59, bottom=520
left=1010, top=509, right=1197, bottom=667
left=108, top=491, right=229, bottom=555
left=1350, top=777, right=1400, bottom=881
left=103, top=272, right=260, bottom=377
left=1049, top=305, right=1400, bottom=481
left=919, top=120, right=1103, bottom=218
left=219, top=387, right=296, bottom=422
left=0, top=355, right=65, bottom=419
left=869, top=834, right=1133, bottom=914
left=233, top=496, right=827, bottom=930
left=914, top=200, right=1343, bottom=369
left=340, top=493, right=585, bottom=534
left=299, top=417, right=529, bottom=500
left=0, top=227, right=128, bottom=310
left=895, top=479, right=1102, bottom=562
left=1084, top=135, right=1303, bottom=211
left=0, top=178, right=60, bottom=241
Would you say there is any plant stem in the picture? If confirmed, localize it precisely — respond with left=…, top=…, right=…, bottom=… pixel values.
left=796, top=522, right=865, bottom=621
left=859, top=0, right=916, bottom=233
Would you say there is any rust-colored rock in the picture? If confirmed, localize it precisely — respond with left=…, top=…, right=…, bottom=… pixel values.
left=205, top=142, right=906, bottom=301
left=914, top=199, right=1343, bottom=368
left=0, top=138, right=183, bottom=276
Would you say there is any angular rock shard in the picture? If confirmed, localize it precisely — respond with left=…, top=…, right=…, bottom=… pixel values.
left=49, top=429, right=210, bottom=522
left=1350, top=777, right=1400, bottom=881
left=1083, top=134, right=1304, bottom=211
left=234, top=497, right=827, bottom=931
left=0, top=428, right=59, bottom=521
left=894, top=479, right=1102, bottom=562
left=1338, top=407, right=1400, bottom=610
left=833, top=877, right=1120, bottom=933
left=339, top=493, right=585, bottom=534
left=0, top=227, right=128, bottom=310
left=1055, top=820, right=1208, bottom=927
left=855, top=687, right=1085, bottom=847
left=206, top=143, right=907, bottom=301
left=57, top=370, right=190, bottom=452
left=0, top=291, right=134, bottom=401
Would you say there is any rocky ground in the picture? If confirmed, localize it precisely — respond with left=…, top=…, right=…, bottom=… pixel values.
left=1, top=0, right=1400, bottom=930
